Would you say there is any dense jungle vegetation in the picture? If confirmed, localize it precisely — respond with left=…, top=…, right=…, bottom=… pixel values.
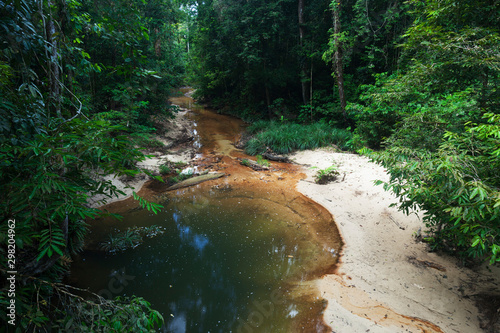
left=1, top=0, right=499, bottom=331
left=190, top=0, right=500, bottom=264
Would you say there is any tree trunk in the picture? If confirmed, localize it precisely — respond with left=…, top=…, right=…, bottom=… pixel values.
left=310, top=61, right=313, bottom=122
left=265, top=85, right=272, bottom=118
left=46, top=0, right=62, bottom=119
left=332, top=1, right=348, bottom=124
left=298, top=0, right=308, bottom=105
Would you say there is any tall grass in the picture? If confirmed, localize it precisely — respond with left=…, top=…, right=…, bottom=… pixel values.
left=245, top=121, right=353, bottom=155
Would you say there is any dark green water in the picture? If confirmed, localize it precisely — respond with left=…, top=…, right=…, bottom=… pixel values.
left=71, top=184, right=338, bottom=332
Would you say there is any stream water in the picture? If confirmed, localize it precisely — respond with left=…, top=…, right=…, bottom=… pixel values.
left=70, top=89, right=342, bottom=332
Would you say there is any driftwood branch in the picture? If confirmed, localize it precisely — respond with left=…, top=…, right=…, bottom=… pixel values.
left=389, top=214, right=405, bottom=230
left=261, top=153, right=290, bottom=163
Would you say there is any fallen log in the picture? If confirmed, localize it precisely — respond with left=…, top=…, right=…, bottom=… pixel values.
left=166, top=173, right=224, bottom=191
left=239, top=158, right=270, bottom=171
left=262, top=153, right=290, bottom=163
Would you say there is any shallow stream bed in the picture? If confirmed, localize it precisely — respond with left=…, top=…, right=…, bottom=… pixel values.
left=70, top=89, right=342, bottom=332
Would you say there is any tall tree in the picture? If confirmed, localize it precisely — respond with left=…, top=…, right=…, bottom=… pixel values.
left=298, top=0, right=307, bottom=104
left=330, top=0, right=347, bottom=123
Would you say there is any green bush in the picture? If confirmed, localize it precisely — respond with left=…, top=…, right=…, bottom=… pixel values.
left=245, top=121, right=353, bottom=155
left=367, top=113, right=500, bottom=264
left=168, top=168, right=194, bottom=184
left=132, top=133, right=165, bottom=150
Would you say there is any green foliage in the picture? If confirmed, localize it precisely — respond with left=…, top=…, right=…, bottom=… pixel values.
left=132, top=132, right=166, bottom=151
left=352, top=0, right=500, bottom=266
left=0, top=117, right=155, bottom=330
left=73, top=0, right=186, bottom=132
left=255, top=155, right=270, bottom=167
left=101, top=229, right=142, bottom=253
left=132, top=192, right=163, bottom=215
left=245, top=121, right=353, bottom=155
left=69, top=295, right=164, bottom=332
left=351, top=73, right=485, bottom=149
left=313, top=165, right=340, bottom=185
left=191, top=0, right=336, bottom=118
left=368, top=113, right=500, bottom=263
left=386, top=91, right=481, bottom=151
left=0, top=0, right=181, bottom=329
left=47, top=282, right=164, bottom=332
left=168, top=167, right=194, bottom=185
left=159, top=164, right=172, bottom=175
left=174, top=161, right=188, bottom=168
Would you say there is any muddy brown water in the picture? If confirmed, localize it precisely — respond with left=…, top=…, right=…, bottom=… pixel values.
left=70, top=88, right=342, bottom=332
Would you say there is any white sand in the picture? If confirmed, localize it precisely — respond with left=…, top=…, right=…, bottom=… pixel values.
left=292, top=148, right=499, bottom=333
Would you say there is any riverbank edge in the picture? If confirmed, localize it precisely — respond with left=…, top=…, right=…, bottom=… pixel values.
left=87, top=106, right=196, bottom=208
left=291, top=148, right=500, bottom=333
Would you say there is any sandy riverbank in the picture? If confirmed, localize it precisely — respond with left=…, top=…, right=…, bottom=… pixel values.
left=291, top=148, right=500, bottom=333
left=87, top=106, right=195, bottom=208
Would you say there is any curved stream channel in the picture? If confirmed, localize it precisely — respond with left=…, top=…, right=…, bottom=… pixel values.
left=70, top=89, right=342, bottom=332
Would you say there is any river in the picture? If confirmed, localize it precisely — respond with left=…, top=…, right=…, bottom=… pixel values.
left=69, top=88, right=342, bottom=332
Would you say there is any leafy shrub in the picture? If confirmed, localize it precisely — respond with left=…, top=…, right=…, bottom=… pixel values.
left=168, top=168, right=194, bottom=184
left=384, top=91, right=481, bottom=152
left=367, top=113, right=500, bottom=264
left=132, top=133, right=165, bottom=150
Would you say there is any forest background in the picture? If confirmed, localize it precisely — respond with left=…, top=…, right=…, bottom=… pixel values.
left=1, top=0, right=499, bottom=331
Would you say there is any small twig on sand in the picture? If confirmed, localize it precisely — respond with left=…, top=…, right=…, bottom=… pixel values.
left=389, top=214, right=405, bottom=230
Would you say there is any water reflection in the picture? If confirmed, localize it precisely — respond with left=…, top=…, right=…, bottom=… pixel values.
left=71, top=185, right=338, bottom=332
left=174, top=211, right=210, bottom=253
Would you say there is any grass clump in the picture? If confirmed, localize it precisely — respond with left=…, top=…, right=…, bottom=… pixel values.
left=168, top=168, right=195, bottom=184
left=245, top=121, right=352, bottom=155
left=256, top=155, right=270, bottom=167
left=313, top=165, right=340, bottom=184
left=159, top=164, right=171, bottom=175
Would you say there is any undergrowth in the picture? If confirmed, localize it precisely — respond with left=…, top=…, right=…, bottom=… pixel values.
left=245, top=121, right=353, bottom=155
